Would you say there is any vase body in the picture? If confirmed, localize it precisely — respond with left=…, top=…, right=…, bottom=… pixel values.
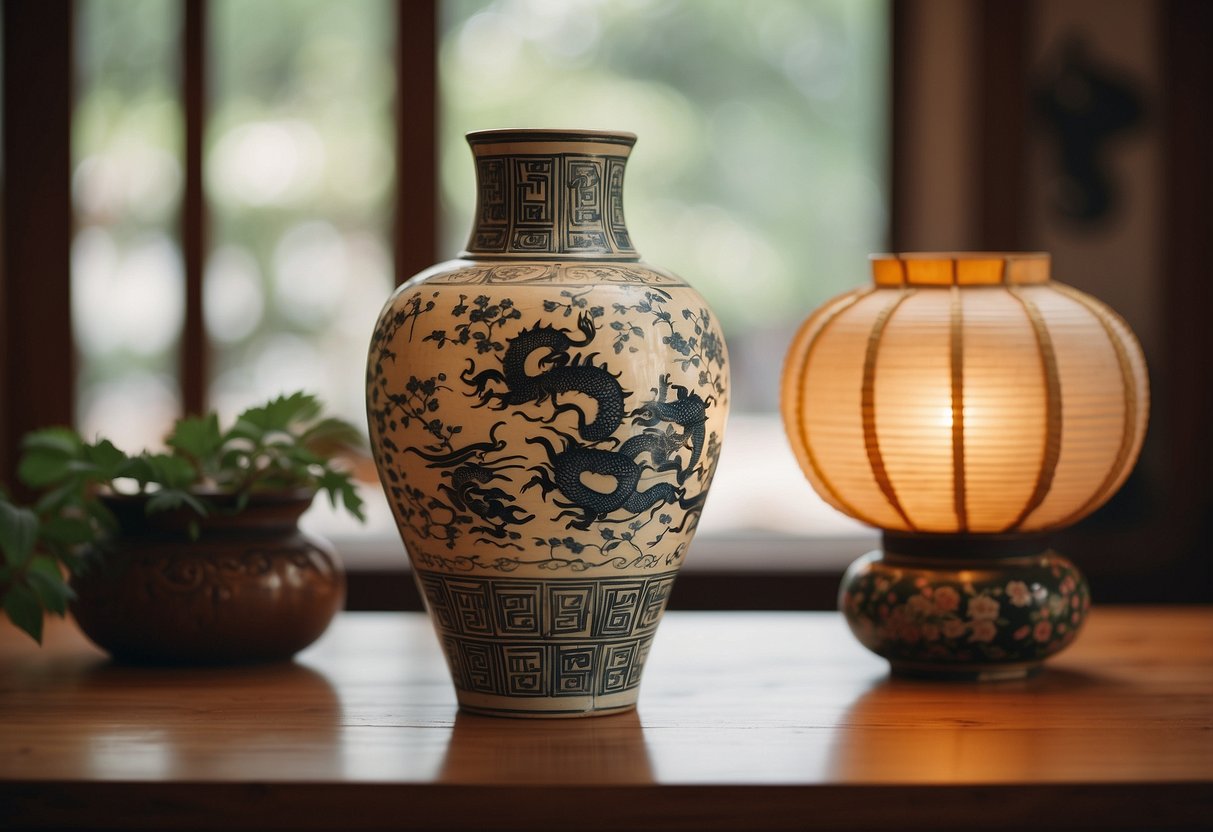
left=71, top=493, right=345, bottom=664
left=367, top=129, right=729, bottom=717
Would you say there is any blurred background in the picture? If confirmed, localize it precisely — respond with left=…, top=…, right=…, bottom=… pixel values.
left=3, top=0, right=1209, bottom=606
left=67, top=0, right=886, bottom=555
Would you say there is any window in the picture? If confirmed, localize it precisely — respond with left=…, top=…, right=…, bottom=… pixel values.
left=73, top=0, right=396, bottom=444
left=8, top=1, right=1203, bottom=603
left=434, top=0, right=885, bottom=552
left=64, top=0, right=889, bottom=561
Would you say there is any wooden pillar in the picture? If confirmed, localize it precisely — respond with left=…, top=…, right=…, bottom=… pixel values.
left=1160, top=0, right=1213, bottom=597
left=1, top=0, right=75, bottom=492
left=395, top=0, right=439, bottom=283
left=181, top=0, right=209, bottom=416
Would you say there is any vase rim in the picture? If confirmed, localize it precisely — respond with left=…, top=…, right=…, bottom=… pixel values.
left=465, top=128, right=638, bottom=148
left=870, top=252, right=1051, bottom=286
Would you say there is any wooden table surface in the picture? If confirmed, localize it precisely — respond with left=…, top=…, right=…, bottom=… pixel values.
left=1, top=608, right=1211, bottom=831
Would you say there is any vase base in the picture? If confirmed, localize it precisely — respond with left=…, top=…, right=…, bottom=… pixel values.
left=455, top=689, right=640, bottom=719
left=889, top=659, right=1042, bottom=682
left=458, top=702, right=637, bottom=720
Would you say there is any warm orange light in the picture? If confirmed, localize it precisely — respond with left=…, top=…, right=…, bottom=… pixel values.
left=781, top=253, right=1149, bottom=535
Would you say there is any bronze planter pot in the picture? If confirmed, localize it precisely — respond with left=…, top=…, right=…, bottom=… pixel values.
left=71, top=492, right=345, bottom=664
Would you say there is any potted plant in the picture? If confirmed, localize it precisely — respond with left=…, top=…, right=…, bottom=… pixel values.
left=0, top=392, right=364, bottom=663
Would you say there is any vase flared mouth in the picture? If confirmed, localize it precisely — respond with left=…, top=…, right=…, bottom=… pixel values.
left=465, top=128, right=637, bottom=149
left=869, top=252, right=1051, bottom=286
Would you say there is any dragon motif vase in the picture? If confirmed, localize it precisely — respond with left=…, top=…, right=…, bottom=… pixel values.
left=367, top=129, right=729, bottom=717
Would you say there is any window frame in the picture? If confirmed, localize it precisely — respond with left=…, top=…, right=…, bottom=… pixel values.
left=2, top=0, right=1208, bottom=608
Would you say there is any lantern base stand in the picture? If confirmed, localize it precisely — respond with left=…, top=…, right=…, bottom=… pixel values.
left=838, top=534, right=1090, bottom=681
left=888, top=659, right=1042, bottom=682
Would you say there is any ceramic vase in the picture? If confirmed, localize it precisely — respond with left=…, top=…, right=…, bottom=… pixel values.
left=367, top=129, right=729, bottom=717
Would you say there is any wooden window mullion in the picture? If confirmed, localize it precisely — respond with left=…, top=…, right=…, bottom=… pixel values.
left=395, top=0, right=439, bottom=284
left=1, top=0, right=74, bottom=493
left=182, top=0, right=208, bottom=417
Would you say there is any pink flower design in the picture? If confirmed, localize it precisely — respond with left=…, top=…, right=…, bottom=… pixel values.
left=1034, top=620, right=1053, bottom=642
left=942, top=619, right=967, bottom=640
left=906, top=595, right=934, bottom=618
left=1013, top=625, right=1030, bottom=640
left=967, top=594, right=1000, bottom=620
left=968, top=619, right=997, bottom=643
left=1005, top=581, right=1032, bottom=607
left=934, top=586, right=961, bottom=613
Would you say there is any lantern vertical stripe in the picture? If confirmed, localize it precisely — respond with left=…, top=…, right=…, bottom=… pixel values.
left=789, top=288, right=879, bottom=526
left=1004, top=285, right=1064, bottom=532
left=949, top=281, right=969, bottom=532
left=1051, top=283, right=1142, bottom=526
left=861, top=288, right=917, bottom=531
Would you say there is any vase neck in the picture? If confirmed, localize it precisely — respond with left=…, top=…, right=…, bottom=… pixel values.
left=461, top=130, right=640, bottom=261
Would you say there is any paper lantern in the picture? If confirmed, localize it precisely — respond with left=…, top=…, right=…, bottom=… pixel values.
left=781, top=253, right=1148, bottom=679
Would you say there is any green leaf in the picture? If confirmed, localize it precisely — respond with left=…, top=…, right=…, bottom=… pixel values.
left=18, top=448, right=76, bottom=488
left=21, top=427, right=82, bottom=456
left=167, top=413, right=223, bottom=463
left=83, top=498, right=118, bottom=533
left=179, top=492, right=209, bottom=516
left=82, top=439, right=129, bottom=479
left=116, top=456, right=160, bottom=489
left=143, top=490, right=185, bottom=514
left=138, top=454, right=198, bottom=491
left=0, top=499, right=38, bottom=567
left=235, top=392, right=321, bottom=434
left=317, top=469, right=365, bottom=522
left=300, top=417, right=364, bottom=451
left=144, top=489, right=208, bottom=517
left=3, top=582, right=43, bottom=643
left=26, top=556, right=73, bottom=615
left=34, top=481, right=86, bottom=515
left=282, top=445, right=323, bottom=467
left=40, top=515, right=95, bottom=547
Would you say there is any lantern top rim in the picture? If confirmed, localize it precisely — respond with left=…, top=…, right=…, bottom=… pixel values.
left=870, top=252, right=1051, bottom=287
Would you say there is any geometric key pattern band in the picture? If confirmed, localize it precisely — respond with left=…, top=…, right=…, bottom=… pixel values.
left=415, top=570, right=678, bottom=699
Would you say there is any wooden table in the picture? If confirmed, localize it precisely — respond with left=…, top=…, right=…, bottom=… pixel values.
left=1, top=608, right=1210, bottom=831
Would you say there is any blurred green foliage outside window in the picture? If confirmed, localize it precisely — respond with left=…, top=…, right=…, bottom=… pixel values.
left=71, top=0, right=885, bottom=542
